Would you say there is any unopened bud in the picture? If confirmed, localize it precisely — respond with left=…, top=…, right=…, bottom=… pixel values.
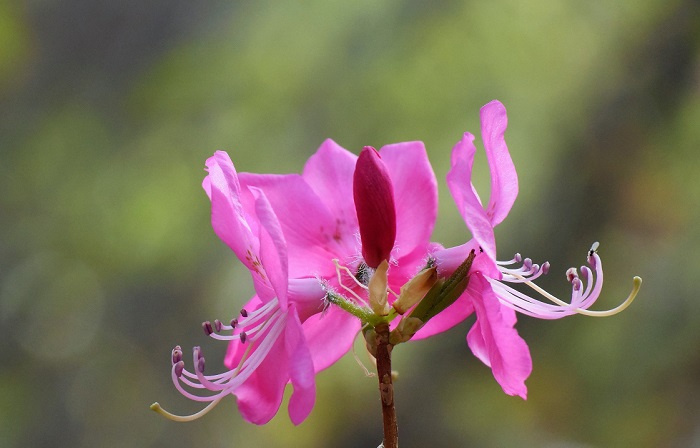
left=368, top=260, right=390, bottom=316
left=393, top=267, right=438, bottom=315
left=353, top=146, right=397, bottom=268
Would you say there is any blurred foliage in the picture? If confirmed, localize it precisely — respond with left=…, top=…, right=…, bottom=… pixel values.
left=1, top=0, right=699, bottom=447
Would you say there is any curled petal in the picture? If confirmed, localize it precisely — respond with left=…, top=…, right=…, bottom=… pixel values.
left=250, top=188, right=289, bottom=308
left=203, top=151, right=258, bottom=269
left=480, top=100, right=518, bottom=227
left=446, top=133, right=498, bottom=270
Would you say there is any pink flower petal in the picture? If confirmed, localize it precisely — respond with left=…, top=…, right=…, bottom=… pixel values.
left=284, top=307, right=317, bottom=425
left=379, top=141, right=438, bottom=260
left=446, top=133, right=498, bottom=267
left=205, top=152, right=278, bottom=300
left=411, top=289, right=475, bottom=339
left=302, top=305, right=361, bottom=372
left=203, top=151, right=258, bottom=268
left=480, top=100, right=518, bottom=227
left=466, top=274, right=532, bottom=399
left=250, top=187, right=289, bottom=308
left=287, top=277, right=327, bottom=323
left=240, top=173, right=355, bottom=278
left=234, top=333, right=290, bottom=425
left=302, top=139, right=359, bottom=239
left=432, top=241, right=501, bottom=280
left=232, top=307, right=316, bottom=425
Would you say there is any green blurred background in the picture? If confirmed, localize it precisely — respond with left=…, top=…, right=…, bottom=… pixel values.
left=1, top=0, right=699, bottom=446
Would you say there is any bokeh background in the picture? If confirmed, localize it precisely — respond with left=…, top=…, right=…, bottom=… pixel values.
left=1, top=0, right=699, bottom=447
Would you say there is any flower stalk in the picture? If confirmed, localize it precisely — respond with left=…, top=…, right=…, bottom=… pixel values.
left=374, top=322, right=398, bottom=448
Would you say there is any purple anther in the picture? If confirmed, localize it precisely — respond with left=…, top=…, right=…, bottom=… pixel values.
left=523, top=258, right=533, bottom=270
left=171, top=347, right=183, bottom=364
left=230, top=318, right=238, bottom=328
left=240, top=332, right=248, bottom=344
left=572, top=277, right=582, bottom=291
left=174, top=360, right=185, bottom=378
left=588, top=254, right=597, bottom=269
left=514, top=253, right=522, bottom=263
left=193, top=346, right=203, bottom=359
left=532, top=264, right=540, bottom=273
left=541, top=262, right=551, bottom=275
left=214, top=319, right=222, bottom=332
left=240, top=309, right=248, bottom=318
left=197, top=356, right=206, bottom=373
left=566, top=267, right=578, bottom=283
left=580, top=267, right=589, bottom=280
left=202, top=321, right=213, bottom=335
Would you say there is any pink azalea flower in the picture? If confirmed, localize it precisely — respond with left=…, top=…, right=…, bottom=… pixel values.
left=416, top=100, right=639, bottom=399
left=232, top=141, right=437, bottom=420
left=152, top=151, right=323, bottom=424
left=154, top=141, right=439, bottom=424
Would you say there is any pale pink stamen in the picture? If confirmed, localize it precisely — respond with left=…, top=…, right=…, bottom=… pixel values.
left=489, top=243, right=640, bottom=319
left=154, top=299, right=289, bottom=420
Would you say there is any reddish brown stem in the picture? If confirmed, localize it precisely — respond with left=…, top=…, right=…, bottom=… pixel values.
left=374, top=322, right=397, bottom=448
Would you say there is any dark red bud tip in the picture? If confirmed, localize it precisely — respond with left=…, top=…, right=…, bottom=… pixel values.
left=353, top=146, right=397, bottom=269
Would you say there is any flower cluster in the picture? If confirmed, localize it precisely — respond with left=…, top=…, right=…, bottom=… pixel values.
left=152, top=100, right=641, bottom=423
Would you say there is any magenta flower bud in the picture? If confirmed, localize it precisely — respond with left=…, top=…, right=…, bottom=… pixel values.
left=353, top=146, right=397, bottom=268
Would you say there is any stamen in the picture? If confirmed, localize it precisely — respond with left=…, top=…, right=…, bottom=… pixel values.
left=171, top=346, right=183, bottom=364
left=174, top=360, right=184, bottom=377
left=493, top=244, right=641, bottom=319
left=153, top=299, right=291, bottom=423
left=240, top=308, right=248, bottom=318
left=202, top=321, right=213, bottom=335
left=333, top=259, right=369, bottom=303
